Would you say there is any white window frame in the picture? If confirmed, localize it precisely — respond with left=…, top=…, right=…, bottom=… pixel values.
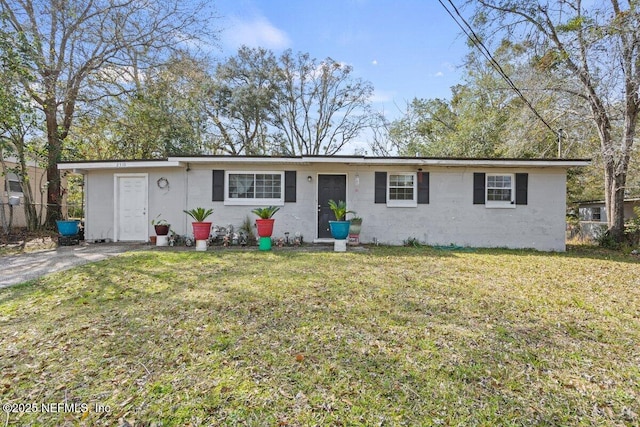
left=224, top=171, right=284, bottom=206
left=486, top=173, right=516, bottom=209
left=387, top=172, right=417, bottom=207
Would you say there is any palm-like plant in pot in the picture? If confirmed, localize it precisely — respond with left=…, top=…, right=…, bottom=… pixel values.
left=251, top=206, right=280, bottom=238
left=328, top=199, right=353, bottom=240
left=184, top=207, right=213, bottom=241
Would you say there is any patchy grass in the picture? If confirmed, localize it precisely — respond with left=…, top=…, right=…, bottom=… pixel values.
left=1, top=246, right=639, bottom=426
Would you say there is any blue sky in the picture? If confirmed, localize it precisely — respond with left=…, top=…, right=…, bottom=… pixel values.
left=213, top=0, right=470, bottom=121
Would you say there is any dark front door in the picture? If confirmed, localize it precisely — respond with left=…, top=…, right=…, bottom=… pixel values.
left=318, top=174, right=347, bottom=238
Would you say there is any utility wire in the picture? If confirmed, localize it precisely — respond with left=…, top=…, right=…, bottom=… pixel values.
left=438, top=0, right=557, bottom=136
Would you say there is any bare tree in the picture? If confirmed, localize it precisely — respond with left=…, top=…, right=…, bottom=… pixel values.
left=206, top=46, right=279, bottom=155
left=0, top=0, right=217, bottom=226
left=467, top=0, right=640, bottom=242
left=272, top=50, right=374, bottom=155
left=368, top=112, right=395, bottom=156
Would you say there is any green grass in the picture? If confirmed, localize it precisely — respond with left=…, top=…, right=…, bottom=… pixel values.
left=1, top=246, right=639, bottom=426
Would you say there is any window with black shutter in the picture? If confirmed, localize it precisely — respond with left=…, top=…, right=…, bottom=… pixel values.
left=375, top=172, right=386, bottom=203
left=212, top=170, right=224, bottom=201
left=284, top=171, right=296, bottom=202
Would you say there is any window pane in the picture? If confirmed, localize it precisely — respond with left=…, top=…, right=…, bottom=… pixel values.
left=389, top=174, right=414, bottom=200
left=390, top=187, right=414, bottom=200
left=593, top=207, right=601, bottom=221
left=6, top=180, right=22, bottom=193
left=390, top=174, right=413, bottom=187
left=487, top=174, right=512, bottom=202
left=255, top=174, right=281, bottom=199
left=229, top=174, right=254, bottom=198
left=488, top=175, right=511, bottom=188
left=487, top=189, right=511, bottom=201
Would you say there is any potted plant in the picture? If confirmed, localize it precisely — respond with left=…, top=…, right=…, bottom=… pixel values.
left=151, top=215, right=170, bottom=236
left=184, top=207, right=213, bottom=241
left=328, top=199, right=353, bottom=240
left=348, top=213, right=363, bottom=245
left=251, top=206, right=280, bottom=238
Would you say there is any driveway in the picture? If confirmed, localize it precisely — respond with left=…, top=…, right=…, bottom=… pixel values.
left=0, top=242, right=145, bottom=288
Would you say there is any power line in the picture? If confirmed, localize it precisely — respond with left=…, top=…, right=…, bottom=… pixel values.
left=438, top=0, right=557, bottom=136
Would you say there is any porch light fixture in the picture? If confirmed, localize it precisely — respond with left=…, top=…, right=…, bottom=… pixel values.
left=307, top=176, right=312, bottom=182
left=355, top=173, right=360, bottom=186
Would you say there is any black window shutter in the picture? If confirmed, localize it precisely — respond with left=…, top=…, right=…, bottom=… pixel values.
left=417, top=172, right=429, bottom=204
left=473, top=173, right=486, bottom=204
left=515, top=173, right=528, bottom=205
left=212, top=170, right=224, bottom=201
left=375, top=172, right=387, bottom=203
left=284, top=171, right=296, bottom=202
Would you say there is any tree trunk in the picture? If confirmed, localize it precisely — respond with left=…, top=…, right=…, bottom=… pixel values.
left=16, top=148, right=40, bottom=230
left=44, top=104, right=62, bottom=227
left=0, top=156, right=9, bottom=234
left=606, top=167, right=627, bottom=242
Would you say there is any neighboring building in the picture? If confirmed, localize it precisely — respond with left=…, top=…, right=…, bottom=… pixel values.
left=1, top=156, right=48, bottom=228
left=577, top=198, right=640, bottom=240
left=58, top=156, right=589, bottom=251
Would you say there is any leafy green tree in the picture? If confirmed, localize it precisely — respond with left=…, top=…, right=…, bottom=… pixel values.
left=468, top=0, right=640, bottom=242
left=0, top=17, right=41, bottom=230
left=206, top=47, right=279, bottom=155
left=0, top=0, right=217, bottom=226
left=69, top=53, right=215, bottom=160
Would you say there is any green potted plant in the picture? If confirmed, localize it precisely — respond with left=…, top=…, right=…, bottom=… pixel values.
left=151, top=215, right=170, bottom=236
left=348, top=213, right=362, bottom=245
left=251, top=206, right=280, bottom=238
left=328, top=199, right=353, bottom=240
left=184, top=207, right=213, bottom=242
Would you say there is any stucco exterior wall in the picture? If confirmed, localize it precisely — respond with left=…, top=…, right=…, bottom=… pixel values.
left=81, top=162, right=570, bottom=251
left=85, top=168, right=188, bottom=241
left=85, top=170, right=114, bottom=240
left=345, top=166, right=566, bottom=251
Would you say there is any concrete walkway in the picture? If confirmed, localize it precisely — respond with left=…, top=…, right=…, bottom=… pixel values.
left=0, top=242, right=145, bottom=288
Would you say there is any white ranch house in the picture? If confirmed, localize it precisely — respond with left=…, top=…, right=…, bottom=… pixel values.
left=58, top=156, right=589, bottom=251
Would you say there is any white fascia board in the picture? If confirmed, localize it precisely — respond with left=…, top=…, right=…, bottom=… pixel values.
left=343, top=158, right=591, bottom=168
left=169, top=156, right=310, bottom=165
left=417, top=159, right=591, bottom=168
left=58, top=161, right=183, bottom=170
left=60, top=157, right=590, bottom=170
left=173, top=156, right=590, bottom=168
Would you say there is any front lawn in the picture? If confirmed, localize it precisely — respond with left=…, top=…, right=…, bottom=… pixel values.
left=1, top=247, right=639, bottom=426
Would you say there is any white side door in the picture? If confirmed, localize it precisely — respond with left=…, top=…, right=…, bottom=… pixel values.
left=115, top=174, right=148, bottom=241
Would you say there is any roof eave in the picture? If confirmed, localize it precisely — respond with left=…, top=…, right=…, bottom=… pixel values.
left=58, top=156, right=591, bottom=170
left=58, top=160, right=183, bottom=170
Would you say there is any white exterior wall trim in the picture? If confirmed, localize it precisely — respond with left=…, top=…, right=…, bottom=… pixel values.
left=59, top=157, right=590, bottom=171
left=59, top=161, right=182, bottom=170
left=167, top=156, right=589, bottom=168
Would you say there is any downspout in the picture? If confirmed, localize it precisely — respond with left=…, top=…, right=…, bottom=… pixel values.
left=82, top=172, right=87, bottom=241
left=185, top=163, right=190, bottom=236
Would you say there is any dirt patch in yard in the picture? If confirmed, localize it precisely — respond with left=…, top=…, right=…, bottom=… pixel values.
left=0, top=228, right=58, bottom=256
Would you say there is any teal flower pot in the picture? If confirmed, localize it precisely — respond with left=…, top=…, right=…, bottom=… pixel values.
left=56, top=220, right=80, bottom=236
left=329, top=220, right=350, bottom=240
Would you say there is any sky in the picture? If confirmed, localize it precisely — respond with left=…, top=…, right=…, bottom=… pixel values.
left=211, top=0, right=471, bottom=152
